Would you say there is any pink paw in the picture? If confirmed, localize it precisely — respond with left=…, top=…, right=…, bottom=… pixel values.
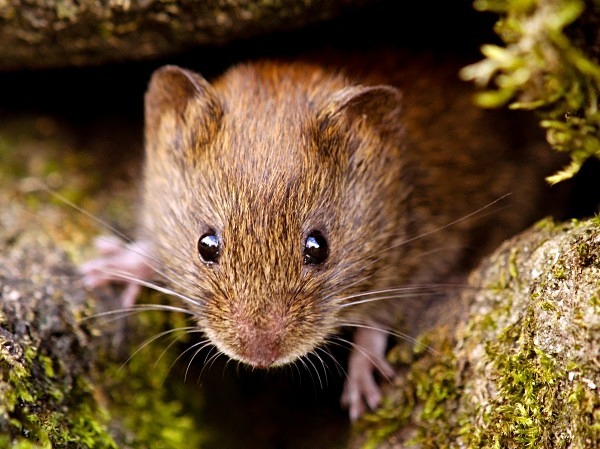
left=341, top=328, right=395, bottom=421
left=80, top=236, right=154, bottom=307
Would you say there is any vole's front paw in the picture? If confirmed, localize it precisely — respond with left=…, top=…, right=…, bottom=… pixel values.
left=340, top=328, right=395, bottom=421
left=80, top=236, right=154, bottom=307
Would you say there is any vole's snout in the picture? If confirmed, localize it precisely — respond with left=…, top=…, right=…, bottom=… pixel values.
left=233, top=312, right=288, bottom=368
left=238, top=327, right=281, bottom=368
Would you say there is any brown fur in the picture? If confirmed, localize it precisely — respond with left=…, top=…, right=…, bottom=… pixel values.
left=139, top=55, right=558, bottom=367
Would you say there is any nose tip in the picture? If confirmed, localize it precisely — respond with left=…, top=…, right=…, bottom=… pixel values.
left=238, top=327, right=282, bottom=368
left=251, top=349, right=279, bottom=368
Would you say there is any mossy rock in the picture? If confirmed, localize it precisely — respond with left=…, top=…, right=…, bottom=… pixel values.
left=0, top=117, right=206, bottom=449
left=352, top=218, right=600, bottom=448
left=0, top=0, right=372, bottom=71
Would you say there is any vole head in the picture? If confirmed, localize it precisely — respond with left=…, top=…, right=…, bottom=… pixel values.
left=141, top=62, right=407, bottom=368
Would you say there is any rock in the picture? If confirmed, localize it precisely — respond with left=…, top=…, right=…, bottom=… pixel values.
left=0, top=0, right=371, bottom=70
left=352, top=219, right=600, bottom=449
left=0, top=117, right=206, bottom=448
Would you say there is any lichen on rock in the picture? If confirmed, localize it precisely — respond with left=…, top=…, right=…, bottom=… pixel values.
left=352, top=219, right=600, bottom=449
left=0, top=117, right=207, bottom=449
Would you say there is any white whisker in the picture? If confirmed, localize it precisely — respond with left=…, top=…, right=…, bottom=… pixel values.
left=205, top=350, right=224, bottom=374
left=41, top=186, right=191, bottom=288
left=170, top=339, right=212, bottom=378
left=329, top=335, right=393, bottom=383
left=337, top=320, right=438, bottom=355
left=315, top=346, right=346, bottom=378
left=156, top=329, right=205, bottom=369
left=296, top=356, right=314, bottom=388
left=118, top=326, right=195, bottom=372
left=375, top=194, right=512, bottom=260
left=97, top=269, right=201, bottom=308
left=340, top=292, right=435, bottom=308
left=84, top=303, right=195, bottom=322
left=185, top=342, right=212, bottom=382
left=321, top=274, right=374, bottom=303
left=41, top=185, right=136, bottom=246
left=308, top=352, right=328, bottom=389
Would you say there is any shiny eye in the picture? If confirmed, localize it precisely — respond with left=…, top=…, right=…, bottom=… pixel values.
left=303, top=231, right=328, bottom=265
left=198, top=232, right=221, bottom=264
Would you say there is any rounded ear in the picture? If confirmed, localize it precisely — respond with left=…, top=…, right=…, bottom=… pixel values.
left=144, top=65, right=222, bottom=151
left=318, top=84, right=403, bottom=137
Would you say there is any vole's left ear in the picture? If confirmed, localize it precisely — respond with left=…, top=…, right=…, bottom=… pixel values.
left=144, top=65, right=222, bottom=158
left=318, top=84, right=403, bottom=137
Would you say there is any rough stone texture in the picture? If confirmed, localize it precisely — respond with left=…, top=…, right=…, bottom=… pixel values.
left=0, top=0, right=371, bottom=71
left=0, top=125, right=117, bottom=447
left=351, top=219, right=600, bottom=448
left=0, top=117, right=206, bottom=449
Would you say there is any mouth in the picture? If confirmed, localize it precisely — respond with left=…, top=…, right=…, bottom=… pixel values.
left=203, top=324, right=322, bottom=369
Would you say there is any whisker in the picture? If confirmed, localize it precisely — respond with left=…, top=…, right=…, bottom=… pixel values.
left=321, top=274, right=374, bottom=303
left=296, top=356, right=315, bottom=389
left=97, top=269, right=201, bottom=308
left=41, top=190, right=196, bottom=298
left=347, top=195, right=513, bottom=283
left=311, top=348, right=336, bottom=382
left=339, top=291, right=439, bottom=308
left=118, top=326, right=195, bottom=372
left=196, top=346, right=226, bottom=384
left=155, top=328, right=205, bottom=369
left=376, top=194, right=512, bottom=258
left=84, top=303, right=195, bottom=323
left=337, top=320, right=438, bottom=355
left=40, top=185, right=136, bottom=246
left=338, top=292, right=446, bottom=309
left=315, top=345, right=346, bottom=378
left=170, top=339, right=212, bottom=379
left=199, top=345, right=222, bottom=380
left=336, top=283, right=454, bottom=304
left=307, top=352, right=327, bottom=389
left=335, top=284, right=446, bottom=300
left=290, top=359, right=302, bottom=385
left=329, top=335, right=393, bottom=383
left=40, top=186, right=194, bottom=290
left=185, top=342, right=213, bottom=382
left=205, top=350, right=224, bottom=374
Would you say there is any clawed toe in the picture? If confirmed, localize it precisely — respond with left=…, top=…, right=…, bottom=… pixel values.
left=341, top=327, right=395, bottom=420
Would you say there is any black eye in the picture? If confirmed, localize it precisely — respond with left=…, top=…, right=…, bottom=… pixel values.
left=303, top=231, right=328, bottom=265
left=198, top=232, right=221, bottom=264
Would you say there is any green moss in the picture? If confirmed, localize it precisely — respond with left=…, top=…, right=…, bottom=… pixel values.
left=96, top=292, right=207, bottom=449
left=357, top=330, right=460, bottom=449
left=1, top=291, right=208, bottom=449
left=456, top=294, right=598, bottom=449
left=359, top=220, right=600, bottom=448
left=461, top=0, right=600, bottom=183
left=552, top=262, right=568, bottom=280
left=470, top=339, right=560, bottom=447
left=0, top=337, right=118, bottom=449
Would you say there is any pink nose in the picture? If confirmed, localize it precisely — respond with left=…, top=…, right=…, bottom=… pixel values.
left=239, top=329, right=282, bottom=368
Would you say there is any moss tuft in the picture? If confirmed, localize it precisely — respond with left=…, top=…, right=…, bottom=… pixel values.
left=0, top=336, right=118, bottom=449
left=461, top=0, right=600, bottom=183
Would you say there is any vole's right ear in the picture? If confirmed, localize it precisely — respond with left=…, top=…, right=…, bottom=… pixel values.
left=144, top=65, right=222, bottom=151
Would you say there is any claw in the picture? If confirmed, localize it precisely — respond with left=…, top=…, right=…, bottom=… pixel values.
left=341, top=327, right=394, bottom=421
left=80, top=236, right=154, bottom=306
